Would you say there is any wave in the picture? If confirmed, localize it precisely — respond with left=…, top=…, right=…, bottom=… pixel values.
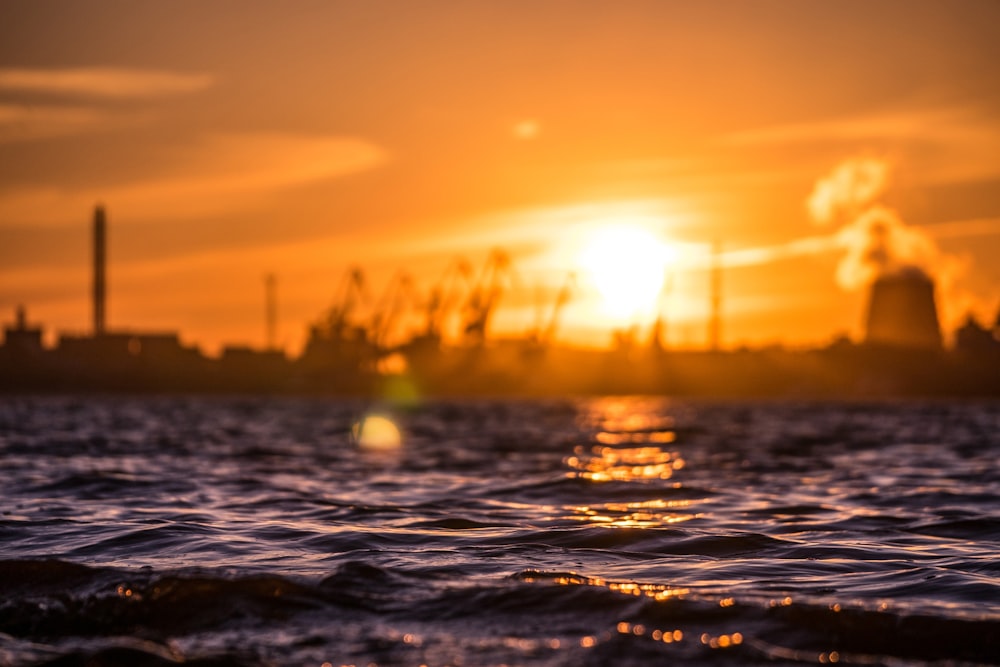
left=5, top=559, right=999, bottom=666
left=3, top=397, right=1000, bottom=665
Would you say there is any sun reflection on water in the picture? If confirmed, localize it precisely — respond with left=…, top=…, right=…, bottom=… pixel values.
left=565, top=439, right=685, bottom=482
left=568, top=400, right=684, bottom=482
left=571, top=498, right=695, bottom=527
left=517, top=570, right=691, bottom=602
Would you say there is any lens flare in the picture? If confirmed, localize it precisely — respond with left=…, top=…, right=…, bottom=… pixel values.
left=352, top=414, right=402, bottom=451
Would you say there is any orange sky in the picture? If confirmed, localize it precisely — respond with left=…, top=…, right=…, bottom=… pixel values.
left=1, top=1, right=999, bottom=354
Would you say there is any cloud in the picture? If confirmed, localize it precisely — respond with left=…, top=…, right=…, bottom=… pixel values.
left=719, top=234, right=840, bottom=270
left=0, top=67, right=214, bottom=99
left=712, top=216, right=1000, bottom=274
left=722, top=106, right=1000, bottom=185
left=723, top=107, right=975, bottom=146
left=0, top=132, right=387, bottom=226
left=0, top=103, right=143, bottom=143
left=0, top=67, right=213, bottom=144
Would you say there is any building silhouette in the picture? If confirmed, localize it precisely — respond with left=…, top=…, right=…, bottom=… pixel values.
left=4, top=306, right=42, bottom=352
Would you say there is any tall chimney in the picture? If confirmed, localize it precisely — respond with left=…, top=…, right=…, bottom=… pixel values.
left=93, top=204, right=106, bottom=336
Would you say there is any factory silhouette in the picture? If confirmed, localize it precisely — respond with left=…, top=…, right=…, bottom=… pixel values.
left=3, top=206, right=1000, bottom=397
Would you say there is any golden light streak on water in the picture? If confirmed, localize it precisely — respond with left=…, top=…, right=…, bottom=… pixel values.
left=519, top=570, right=691, bottom=604
left=565, top=431, right=684, bottom=482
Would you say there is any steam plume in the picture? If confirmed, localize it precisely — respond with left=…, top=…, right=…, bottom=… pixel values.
left=807, top=157, right=888, bottom=227
left=807, top=158, right=958, bottom=291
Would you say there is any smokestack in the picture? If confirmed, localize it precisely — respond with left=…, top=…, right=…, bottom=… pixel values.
left=93, top=204, right=106, bottom=336
left=864, top=268, right=942, bottom=350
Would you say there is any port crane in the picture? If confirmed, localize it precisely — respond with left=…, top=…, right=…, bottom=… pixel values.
left=368, top=271, right=418, bottom=351
left=423, top=258, right=473, bottom=342
left=462, top=249, right=514, bottom=345
left=315, top=266, right=368, bottom=342
left=530, top=272, right=576, bottom=347
left=299, top=266, right=373, bottom=375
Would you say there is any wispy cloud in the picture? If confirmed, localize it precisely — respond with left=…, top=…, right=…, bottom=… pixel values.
left=0, top=67, right=214, bottom=99
left=0, top=103, right=144, bottom=143
left=0, top=132, right=387, bottom=227
left=720, top=106, right=1000, bottom=185
left=722, top=107, right=974, bottom=145
left=720, top=234, right=839, bottom=269
left=717, top=217, right=1000, bottom=272
left=0, top=67, right=214, bottom=143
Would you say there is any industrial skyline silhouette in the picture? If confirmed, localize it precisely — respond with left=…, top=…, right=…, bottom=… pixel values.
left=2, top=205, right=998, bottom=397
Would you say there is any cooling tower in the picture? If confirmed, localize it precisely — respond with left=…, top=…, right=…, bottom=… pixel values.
left=864, top=268, right=942, bottom=350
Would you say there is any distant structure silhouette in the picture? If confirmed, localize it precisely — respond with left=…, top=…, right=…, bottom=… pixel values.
left=864, top=268, right=942, bottom=350
left=4, top=205, right=1000, bottom=397
left=93, top=205, right=107, bottom=335
left=265, top=273, right=277, bottom=351
left=954, top=314, right=999, bottom=357
left=4, top=305, right=43, bottom=354
left=709, top=240, right=721, bottom=351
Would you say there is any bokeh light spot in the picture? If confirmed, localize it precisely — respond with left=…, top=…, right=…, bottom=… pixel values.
left=352, top=414, right=402, bottom=451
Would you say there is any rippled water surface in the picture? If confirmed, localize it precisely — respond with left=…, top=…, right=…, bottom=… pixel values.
left=1, top=396, right=998, bottom=666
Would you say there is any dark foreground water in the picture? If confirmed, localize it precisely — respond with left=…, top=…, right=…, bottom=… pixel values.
left=1, top=397, right=998, bottom=666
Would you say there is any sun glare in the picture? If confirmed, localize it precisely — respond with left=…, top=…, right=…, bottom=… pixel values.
left=578, top=224, right=674, bottom=319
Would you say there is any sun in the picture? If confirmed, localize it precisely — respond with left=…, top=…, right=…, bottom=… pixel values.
left=578, top=224, right=674, bottom=319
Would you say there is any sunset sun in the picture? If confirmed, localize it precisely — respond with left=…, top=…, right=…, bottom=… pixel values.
left=578, top=224, right=675, bottom=319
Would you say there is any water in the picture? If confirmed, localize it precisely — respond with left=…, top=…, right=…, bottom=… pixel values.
left=1, top=396, right=998, bottom=666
